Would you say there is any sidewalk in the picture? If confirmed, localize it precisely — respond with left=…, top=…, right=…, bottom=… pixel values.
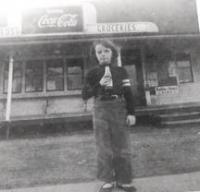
left=1, top=172, right=200, bottom=192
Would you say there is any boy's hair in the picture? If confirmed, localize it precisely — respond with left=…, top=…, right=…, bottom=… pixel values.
left=90, top=39, right=119, bottom=65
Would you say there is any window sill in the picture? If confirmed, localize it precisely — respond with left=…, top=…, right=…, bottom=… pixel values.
left=0, top=90, right=82, bottom=100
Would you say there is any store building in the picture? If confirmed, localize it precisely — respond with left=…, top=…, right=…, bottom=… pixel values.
left=0, top=0, right=200, bottom=130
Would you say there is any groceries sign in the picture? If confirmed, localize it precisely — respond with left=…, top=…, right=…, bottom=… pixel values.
left=87, top=22, right=159, bottom=34
left=22, top=6, right=83, bottom=34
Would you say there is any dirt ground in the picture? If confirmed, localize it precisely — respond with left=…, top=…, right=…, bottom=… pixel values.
left=0, top=124, right=200, bottom=190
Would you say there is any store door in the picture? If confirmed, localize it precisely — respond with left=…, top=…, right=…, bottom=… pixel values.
left=121, top=48, right=146, bottom=106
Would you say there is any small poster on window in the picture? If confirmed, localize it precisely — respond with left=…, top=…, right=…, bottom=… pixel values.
left=146, top=72, right=158, bottom=87
left=168, top=61, right=177, bottom=77
left=47, top=80, right=56, bottom=90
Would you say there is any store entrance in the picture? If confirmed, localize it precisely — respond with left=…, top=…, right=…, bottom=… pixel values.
left=121, top=48, right=146, bottom=106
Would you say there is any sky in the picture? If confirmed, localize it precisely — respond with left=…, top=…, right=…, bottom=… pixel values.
left=0, top=0, right=199, bottom=29
left=0, top=0, right=98, bottom=12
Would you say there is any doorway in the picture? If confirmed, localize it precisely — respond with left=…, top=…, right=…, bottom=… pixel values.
left=121, top=48, right=146, bottom=106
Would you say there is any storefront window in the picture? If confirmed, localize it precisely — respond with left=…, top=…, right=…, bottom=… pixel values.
left=66, top=58, right=83, bottom=90
left=146, top=53, right=193, bottom=88
left=25, top=60, right=43, bottom=92
left=2, top=57, right=84, bottom=94
left=47, top=59, right=64, bottom=91
left=3, top=61, right=22, bottom=93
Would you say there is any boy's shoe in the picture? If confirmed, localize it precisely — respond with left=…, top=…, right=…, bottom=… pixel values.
left=117, top=184, right=137, bottom=192
left=98, top=183, right=114, bottom=192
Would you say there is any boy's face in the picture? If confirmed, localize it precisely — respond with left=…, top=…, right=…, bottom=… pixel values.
left=95, top=44, right=112, bottom=65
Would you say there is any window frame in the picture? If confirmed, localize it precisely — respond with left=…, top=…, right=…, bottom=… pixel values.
left=66, top=58, right=84, bottom=90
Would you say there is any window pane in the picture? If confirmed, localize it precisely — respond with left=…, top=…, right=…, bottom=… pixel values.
left=47, top=59, right=64, bottom=91
left=3, top=61, right=22, bottom=93
left=66, top=58, right=83, bottom=90
left=67, top=74, right=82, bottom=90
left=177, top=67, right=192, bottom=83
left=25, top=60, right=43, bottom=92
left=176, top=55, right=193, bottom=83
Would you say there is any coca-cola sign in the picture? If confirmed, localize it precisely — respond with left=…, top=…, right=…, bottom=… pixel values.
left=38, top=14, right=78, bottom=28
left=22, top=6, right=83, bottom=34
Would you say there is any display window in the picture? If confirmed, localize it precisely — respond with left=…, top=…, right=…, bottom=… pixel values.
left=2, top=57, right=84, bottom=95
left=146, top=52, right=193, bottom=89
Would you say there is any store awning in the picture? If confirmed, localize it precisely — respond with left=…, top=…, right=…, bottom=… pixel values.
left=0, top=32, right=200, bottom=46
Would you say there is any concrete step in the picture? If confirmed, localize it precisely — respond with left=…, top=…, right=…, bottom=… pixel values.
left=159, top=111, right=200, bottom=121
left=136, top=102, right=200, bottom=116
left=161, top=118, right=200, bottom=126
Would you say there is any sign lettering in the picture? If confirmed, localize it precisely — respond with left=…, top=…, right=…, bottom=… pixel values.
left=0, top=27, right=21, bottom=37
left=38, top=14, right=78, bottom=28
left=87, top=22, right=159, bottom=33
left=22, top=6, right=83, bottom=34
left=155, top=86, right=179, bottom=95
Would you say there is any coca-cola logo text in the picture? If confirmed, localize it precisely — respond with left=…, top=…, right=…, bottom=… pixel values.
left=38, top=14, right=78, bottom=28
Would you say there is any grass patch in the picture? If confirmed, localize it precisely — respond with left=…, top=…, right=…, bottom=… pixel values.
left=0, top=125, right=200, bottom=189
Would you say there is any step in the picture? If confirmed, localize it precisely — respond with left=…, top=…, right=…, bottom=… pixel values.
left=161, top=118, right=200, bottom=126
left=159, top=111, right=200, bottom=118
left=136, top=102, right=200, bottom=116
left=159, top=111, right=200, bottom=121
left=0, top=112, right=92, bottom=126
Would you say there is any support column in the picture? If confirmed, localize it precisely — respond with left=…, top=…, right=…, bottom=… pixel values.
left=5, top=53, right=14, bottom=138
left=117, top=47, right=122, bottom=67
left=140, top=43, right=151, bottom=105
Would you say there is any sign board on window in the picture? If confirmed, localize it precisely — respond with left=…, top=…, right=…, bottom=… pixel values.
left=22, top=6, right=83, bottom=34
left=155, top=86, right=179, bottom=95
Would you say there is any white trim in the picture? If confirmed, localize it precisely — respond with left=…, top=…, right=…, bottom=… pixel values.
left=5, top=54, right=13, bottom=121
left=196, top=0, right=200, bottom=32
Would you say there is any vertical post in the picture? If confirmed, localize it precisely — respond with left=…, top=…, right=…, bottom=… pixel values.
left=117, top=47, right=122, bottom=67
left=140, top=43, right=151, bottom=105
left=5, top=53, right=14, bottom=138
left=140, top=44, right=146, bottom=88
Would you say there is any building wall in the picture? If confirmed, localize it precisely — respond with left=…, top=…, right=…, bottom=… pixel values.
left=0, top=96, right=87, bottom=120
left=92, top=0, right=199, bottom=34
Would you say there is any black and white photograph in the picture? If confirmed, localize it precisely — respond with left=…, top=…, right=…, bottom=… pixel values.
left=0, top=0, right=200, bottom=191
